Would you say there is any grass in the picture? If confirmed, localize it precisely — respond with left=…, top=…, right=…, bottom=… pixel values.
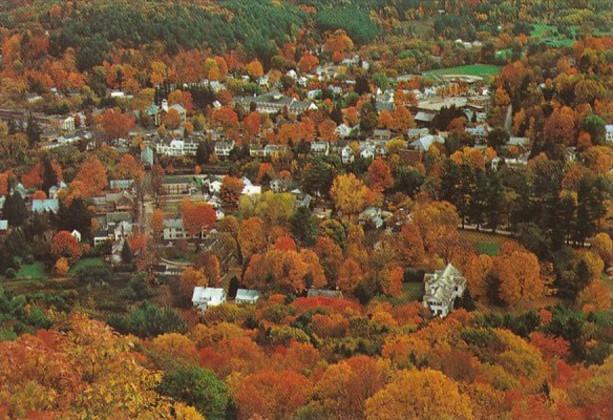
left=69, top=257, right=106, bottom=273
left=459, top=230, right=508, bottom=256
left=16, top=262, right=48, bottom=279
left=423, top=64, right=501, bottom=81
left=530, top=23, right=577, bottom=48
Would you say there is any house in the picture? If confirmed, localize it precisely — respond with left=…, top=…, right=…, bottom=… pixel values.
left=234, top=92, right=314, bottom=115
left=192, top=287, right=227, bottom=311
left=161, top=100, right=187, bottom=124
left=310, top=141, right=330, bottom=156
left=372, top=129, right=392, bottom=143
left=109, top=179, right=135, bottom=191
left=71, top=230, right=82, bottom=242
left=214, top=140, right=235, bottom=159
left=407, top=128, right=430, bottom=140
left=160, top=175, right=201, bottom=196
left=141, top=146, right=154, bottom=167
left=235, top=289, right=260, bottom=304
left=410, top=134, right=445, bottom=152
left=32, top=198, right=59, bottom=214
left=241, top=178, right=262, bottom=196
left=423, top=263, right=467, bottom=318
left=156, top=139, right=198, bottom=157
left=359, top=207, right=385, bottom=229
left=341, top=145, right=355, bottom=164
left=605, top=125, right=613, bottom=143
left=307, top=289, right=343, bottom=298
left=146, top=103, right=161, bottom=126
left=59, top=116, right=75, bottom=132
left=0, top=220, right=8, bottom=234
left=264, top=144, right=289, bottom=158
left=163, top=218, right=205, bottom=241
left=335, top=123, right=353, bottom=139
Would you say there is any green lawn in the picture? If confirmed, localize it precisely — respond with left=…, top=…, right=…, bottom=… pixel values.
left=459, top=230, right=512, bottom=256
left=70, top=257, right=106, bottom=273
left=16, top=262, right=48, bottom=279
left=423, top=64, right=501, bottom=81
left=531, top=24, right=577, bottom=48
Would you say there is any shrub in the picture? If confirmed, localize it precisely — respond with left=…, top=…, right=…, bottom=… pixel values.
left=4, top=268, right=16, bottom=279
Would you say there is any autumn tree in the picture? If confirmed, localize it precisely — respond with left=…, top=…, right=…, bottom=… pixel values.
left=338, top=258, right=364, bottom=293
left=232, top=369, right=312, bottom=420
left=330, top=173, right=369, bottom=216
left=220, top=176, right=244, bottom=210
left=51, top=230, right=81, bottom=261
left=116, top=153, right=144, bottom=180
left=365, top=369, right=473, bottom=420
left=151, top=208, right=165, bottom=236
left=99, top=108, right=136, bottom=140
left=180, top=200, right=216, bottom=238
left=71, top=155, right=108, bottom=198
left=246, top=59, right=264, bottom=79
left=381, top=266, right=404, bottom=297
left=238, top=217, right=266, bottom=263
left=367, top=158, right=394, bottom=192
left=493, top=247, right=547, bottom=305
left=316, top=356, right=391, bottom=420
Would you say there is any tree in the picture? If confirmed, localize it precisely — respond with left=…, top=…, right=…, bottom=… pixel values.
left=151, top=208, right=165, bottom=236
left=180, top=199, right=216, bottom=237
left=330, top=173, right=369, bottom=216
left=381, top=266, right=404, bottom=297
left=57, top=198, right=93, bottom=239
left=493, top=248, right=547, bottom=305
left=55, top=257, right=70, bottom=274
left=338, top=258, right=364, bottom=293
left=99, top=108, right=136, bottom=140
left=121, top=239, right=133, bottom=263
left=291, top=206, right=318, bottom=246
left=365, top=369, right=473, bottom=420
left=116, top=153, right=144, bottom=180
left=238, top=217, right=266, bottom=262
left=178, top=267, right=208, bottom=305
left=51, top=230, right=81, bottom=260
left=71, top=155, right=108, bottom=197
left=163, top=108, right=182, bottom=129
left=2, top=191, right=27, bottom=227
left=108, top=301, right=187, bottom=338
left=220, top=176, right=244, bottom=210
left=367, top=158, right=394, bottom=192
left=243, top=111, right=261, bottom=139
left=297, top=52, right=319, bottom=73
left=232, top=370, right=312, bottom=420
left=246, top=59, right=264, bottom=79
left=316, top=356, right=391, bottom=420
left=543, top=106, right=576, bottom=146
left=301, top=159, right=335, bottom=197
left=158, top=366, right=229, bottom=420
left=396, top=223, right=425, bottom=267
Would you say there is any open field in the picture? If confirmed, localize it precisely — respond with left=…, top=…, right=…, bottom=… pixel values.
left=69, top=257, right=106, bottom=273
left=423, top=64, right=501, bottom=81
left=459, top=230, right=519, bottom=256
left=16, top=262, right=48, bottom=279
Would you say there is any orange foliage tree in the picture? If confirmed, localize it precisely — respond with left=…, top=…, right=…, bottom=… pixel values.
left=51, top=230, right=81, bottom=261
left=180, top=199, right=216, bottom=237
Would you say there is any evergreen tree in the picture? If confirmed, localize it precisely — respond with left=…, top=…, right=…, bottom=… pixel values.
left=57, top=198, right=92, bottom=239
left=121, top=240, right=133, bottom=263
left=26, top=115, right=42, bottom=146
left=42, top=156, right=59, bottom=194
left=2, top=191, right=27, bottom=227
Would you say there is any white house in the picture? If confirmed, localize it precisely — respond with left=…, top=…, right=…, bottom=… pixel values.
left=410, top=134, right=445, bottom=152
left=214, top=140, right=235, bottom=159
left=341, top=145, right=355, bottom=164
left=423, top=264, right=467, bottom=318
left=60, top=116, right=75, bottom=132
left=192, top=287, right=226, bottom=311
left=156, top=139, right=198, bottom=157
left=335, top=123, right=353, bottom=139
left=605, top=125, right=613, bottom=143
left=71, top=230, right=82, bottom=243
left=235, top=289, right=260, bottom=304
left=310, top=141, right=330, bottom=156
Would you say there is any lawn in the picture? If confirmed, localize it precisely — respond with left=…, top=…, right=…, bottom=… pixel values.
left=459, top=230, right=512, bottom=256
left=16, top=262, right=48, bottom=279
left=530, top=24, right=577, bottom=48
left=423, top=64, right=501, bottom=81
left=69, top=257, right=106, bottom=273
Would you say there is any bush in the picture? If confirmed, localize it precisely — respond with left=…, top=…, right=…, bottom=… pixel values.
left=75, top=265, right=112, bottom=285
left=4, top=268, right=16, bottom=279
left=23, top=254, right=35, bottom=264
left=108, top=301, right=187, bottom=338
left=158, top=367, right=230, bottom=419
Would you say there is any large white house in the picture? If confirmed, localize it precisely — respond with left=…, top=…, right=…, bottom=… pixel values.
left=192, top=287, right=226, bottom=311
left=423, top=263, right=467, bottom=318
left=605, top=125, right=613, bottom=143
left=156, top=139, right=198, bottom=157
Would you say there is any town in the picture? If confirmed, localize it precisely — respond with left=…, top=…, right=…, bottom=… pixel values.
left=0, top=1, right=612, bottom=419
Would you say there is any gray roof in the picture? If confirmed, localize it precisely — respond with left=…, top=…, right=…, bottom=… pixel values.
left=236, top=289, right=260, bottom=302
left=32, top=199, right=59, bottom=214
left=307, top=289, right=343, bottom=298
left=0, top=220, right=7, bottom=230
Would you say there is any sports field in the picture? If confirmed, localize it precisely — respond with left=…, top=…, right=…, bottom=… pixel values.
left=423, top=64, right=501, bottom=81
